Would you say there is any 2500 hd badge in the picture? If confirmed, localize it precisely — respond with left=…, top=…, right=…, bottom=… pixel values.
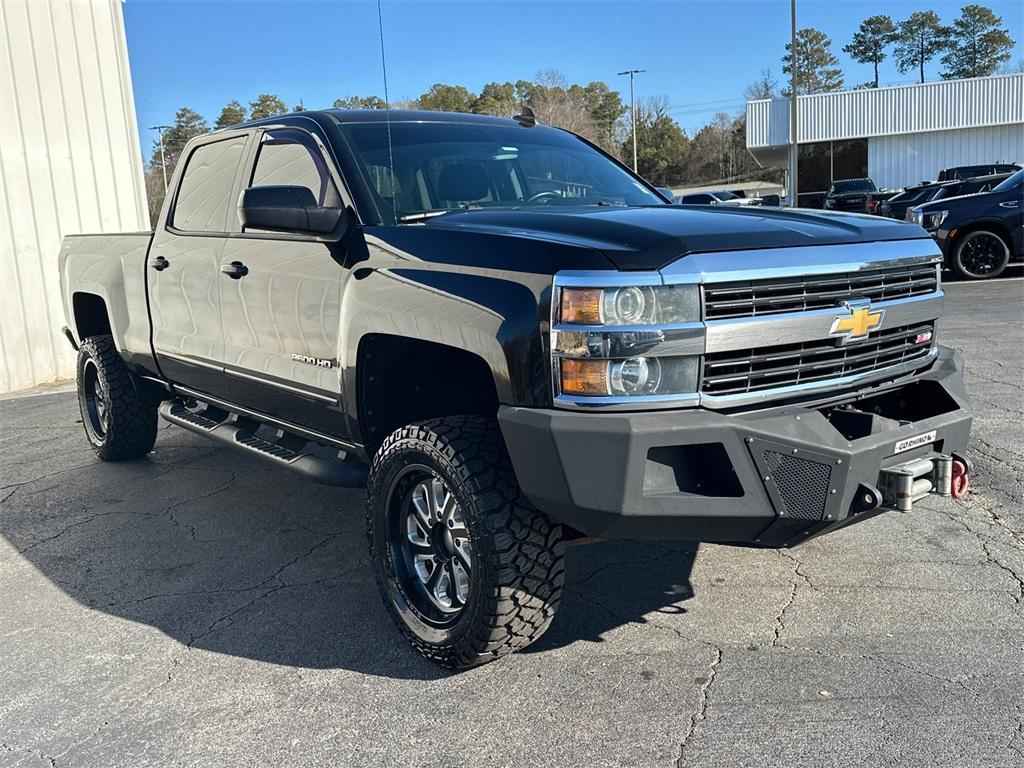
left=58, top=108, right=973, bottom=668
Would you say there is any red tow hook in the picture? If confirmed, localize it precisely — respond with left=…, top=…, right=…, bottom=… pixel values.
left=951, top=458, right=970, bottom=499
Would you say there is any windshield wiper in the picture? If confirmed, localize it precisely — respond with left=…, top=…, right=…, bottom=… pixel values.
left=398, top=210, right=452, bottom=223
left=398, top=205, right=486, bottom=223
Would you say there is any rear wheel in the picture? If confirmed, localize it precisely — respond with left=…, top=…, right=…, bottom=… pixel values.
left=367, top=416, right=564, bottom=668
left=952, top=230, right=1010, bottom=279
left=76, top=335, right=159, bottom=460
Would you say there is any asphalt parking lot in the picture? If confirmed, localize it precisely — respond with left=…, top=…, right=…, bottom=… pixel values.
left=1, top=276, right=1022, bottom=768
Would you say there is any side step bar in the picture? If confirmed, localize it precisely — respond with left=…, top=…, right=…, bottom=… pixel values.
left=159, top=400, right=367, bottom=488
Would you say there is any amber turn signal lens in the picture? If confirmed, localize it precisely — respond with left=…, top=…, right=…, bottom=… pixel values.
left=560, top=288, right=603, bottom=324
left=560, top=358, right=609, bottom=396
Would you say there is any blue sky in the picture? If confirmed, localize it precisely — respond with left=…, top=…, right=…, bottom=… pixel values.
left=124, top=0, right=1023, bottom=159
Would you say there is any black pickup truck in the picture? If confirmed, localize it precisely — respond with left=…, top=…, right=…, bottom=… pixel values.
left=59, top=109, right=973, bottom=667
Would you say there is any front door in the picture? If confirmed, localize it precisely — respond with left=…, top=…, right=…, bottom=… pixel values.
left=216, top=127, right=349, bottom=437
left=149, top=133, right=250, bottom=394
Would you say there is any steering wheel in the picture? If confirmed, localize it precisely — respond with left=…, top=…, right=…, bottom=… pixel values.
left=526, top=191, right=563, bottom=203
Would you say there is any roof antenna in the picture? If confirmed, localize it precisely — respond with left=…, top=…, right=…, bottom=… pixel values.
left=376, top=0, right=397, bottom=224
left=514, top=105, right=537, bottom=127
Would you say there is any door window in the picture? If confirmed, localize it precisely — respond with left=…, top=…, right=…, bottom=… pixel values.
left=172, top=136, right=248, bottom=232
left=250, top=130, right=340, bottom=206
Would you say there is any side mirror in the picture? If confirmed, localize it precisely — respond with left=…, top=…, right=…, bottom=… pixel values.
left=655, top=187, right=675, bottom=203
left=238, top=185, right=345, bottom=236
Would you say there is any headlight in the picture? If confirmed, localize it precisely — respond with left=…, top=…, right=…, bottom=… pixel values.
left=553, top=279, right=702, bottom=406
left=559, top=285, right=699, bottom=325
left=560, top=356, right=699, bottom=397
left=911, top=208, right=946, bottom=229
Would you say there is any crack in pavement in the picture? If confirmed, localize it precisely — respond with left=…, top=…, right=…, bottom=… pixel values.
left=39, top=654, right=184, bottom=768
left=20, top=534, right=357, bottom=765
left=559, top=584, right=728, bottom=768
left=0, top=461, right=98, bottom=492
left=186, top=530, right=349, bottom=647
left=675, top=646, right=722, bottom=767
left=930, top=497, right=1024, bottom=605
left=160, top=472, right=239, bottom=541
left=16, top=506, right=109, bottom=555
left=770, top=550, right=811, bottom=648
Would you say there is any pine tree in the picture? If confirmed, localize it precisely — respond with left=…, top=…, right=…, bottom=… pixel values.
left=894, top=11, right=951, bottom=83
left=332, top=96, right=388, bottom=109
left=249, top=93, right=287, bottom=120
left=941, top=4, right=1015, bottom=79
left=844, top=15, right=898, bottom=87
left=214, top=100, right=247, bottom=129
left=782, top=28, right=845, bottom=95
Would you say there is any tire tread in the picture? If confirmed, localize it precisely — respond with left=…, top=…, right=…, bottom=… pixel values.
left=366, top=416, right=564, bottom=668
left=77, top=335, right=158, bottom=461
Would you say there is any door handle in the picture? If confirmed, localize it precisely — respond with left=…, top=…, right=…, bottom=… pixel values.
left=220, top=261, right=249, bottom=279
left=149, top=255, right=169, bottom=271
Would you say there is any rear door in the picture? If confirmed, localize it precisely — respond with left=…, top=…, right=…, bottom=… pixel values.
left=215, top=126, right=350, bottom=437
left=149, top=132, right=251, bottom=393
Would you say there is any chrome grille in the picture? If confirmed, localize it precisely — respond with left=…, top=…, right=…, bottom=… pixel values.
left=703, top=263, right=939, bottom=320
left=701, top=322, right=936, bottom=397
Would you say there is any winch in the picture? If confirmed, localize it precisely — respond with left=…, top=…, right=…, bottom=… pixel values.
left=880, top=453, right=970, bottom=511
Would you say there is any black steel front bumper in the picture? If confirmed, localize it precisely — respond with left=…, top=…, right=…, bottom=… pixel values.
left=499, top=346, right=971, bottom=547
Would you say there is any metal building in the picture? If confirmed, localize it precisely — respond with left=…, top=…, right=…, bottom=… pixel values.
left=0, top=0, right=147, bottom=394
left=746, top=73, right=1024, bottom=203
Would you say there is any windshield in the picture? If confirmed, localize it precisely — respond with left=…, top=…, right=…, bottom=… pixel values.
left=339, top=121, right=665, bottom=223
left=830, top=179, right=875, bottom=194
left=994, top=169, right=1024, bottom=192
left=711, top=190, right=739, bottom=201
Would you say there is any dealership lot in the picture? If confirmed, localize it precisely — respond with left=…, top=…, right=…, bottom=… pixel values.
left=1, top=277, right=1021, bottom=768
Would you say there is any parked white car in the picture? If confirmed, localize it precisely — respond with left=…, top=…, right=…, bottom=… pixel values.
left=676, top=190, right=761, bottom=206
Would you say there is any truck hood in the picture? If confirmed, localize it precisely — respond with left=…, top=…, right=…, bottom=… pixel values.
left=423, top=205, right=925, bottom=271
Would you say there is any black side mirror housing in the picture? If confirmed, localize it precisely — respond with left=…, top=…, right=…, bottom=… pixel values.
left=238, top=185, right=345, bottom=236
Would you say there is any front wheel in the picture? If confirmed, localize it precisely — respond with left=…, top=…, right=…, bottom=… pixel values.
left=366, top=416, right=564, bottom=668
left=76, top=335, right=159, bottom=461
left=952, top=230, right=1010, bottom=279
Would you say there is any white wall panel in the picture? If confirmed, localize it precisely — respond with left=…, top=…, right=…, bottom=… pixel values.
left=868, top=124, right=1024, bottom=191
left=0, top=0, right=146, bottom=394
left=748, top=73, right=1024, bottom=149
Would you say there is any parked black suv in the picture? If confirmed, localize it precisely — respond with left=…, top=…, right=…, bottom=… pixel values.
left=824, top=178, right=877, bottom=212
left=911, top=169, right=1024, bottom=279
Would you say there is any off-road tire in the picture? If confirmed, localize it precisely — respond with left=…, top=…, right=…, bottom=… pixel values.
left=76, top=335, right=158, bottom=461
left=952, top=230, right=1010, bottom=279
left=367, top=416, right=564, bottom=668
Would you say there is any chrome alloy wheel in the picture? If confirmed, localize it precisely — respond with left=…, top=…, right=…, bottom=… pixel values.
left=396, top=473, right=473, bottom=621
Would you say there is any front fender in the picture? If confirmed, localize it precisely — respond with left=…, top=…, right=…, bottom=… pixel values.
left=340, top=264, right=552, bottom=411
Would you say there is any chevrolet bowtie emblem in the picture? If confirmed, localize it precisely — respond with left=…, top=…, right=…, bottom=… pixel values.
left=829, top=300, right=883, bottom=343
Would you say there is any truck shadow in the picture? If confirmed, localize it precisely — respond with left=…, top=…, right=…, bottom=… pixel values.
left=1, top=414, right=698, bottom=681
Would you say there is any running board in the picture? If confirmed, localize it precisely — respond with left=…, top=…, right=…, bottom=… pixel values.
left=159, top=400, right=367, bottom=488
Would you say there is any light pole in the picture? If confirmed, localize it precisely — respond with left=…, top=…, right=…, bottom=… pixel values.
left=150, top=125, right=172, bottom=191
left=618, top=68, right=646, bottom=173
left=788, top=0, right=798, bottom=206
